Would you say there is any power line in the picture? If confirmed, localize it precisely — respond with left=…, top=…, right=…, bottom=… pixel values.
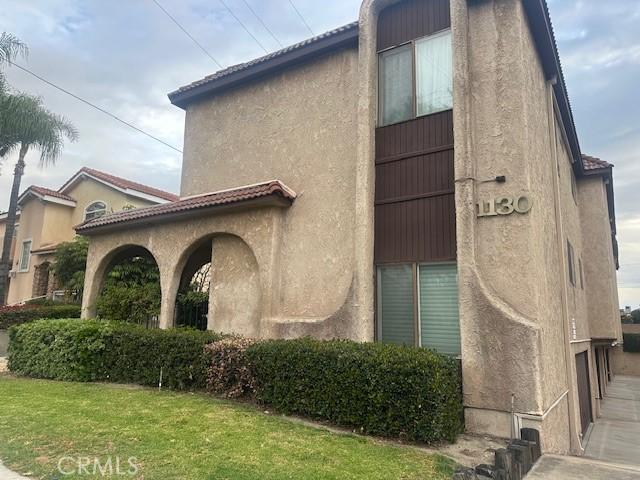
left=219, top=0, right=269, bottom=54
left=13, top=63, right=183, bottom=154
left=240, top=0, right=284, bottom=48
left=287, top=0, right=314, bottom=36
left=151, top=0, right=223, bottom=69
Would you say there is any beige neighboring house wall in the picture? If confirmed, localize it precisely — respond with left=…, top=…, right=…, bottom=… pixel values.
left=4, top=169, right=176, bottom=305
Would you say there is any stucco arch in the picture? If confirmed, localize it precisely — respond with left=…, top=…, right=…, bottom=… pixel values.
left=166, top=231, right=264, bottom=336
left=81, top=243, right=161, bottom=320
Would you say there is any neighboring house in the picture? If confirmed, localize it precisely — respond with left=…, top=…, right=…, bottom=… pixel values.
left=76, top=0, right=621, bottom=456
left=3, top=167, right=178, bottom=304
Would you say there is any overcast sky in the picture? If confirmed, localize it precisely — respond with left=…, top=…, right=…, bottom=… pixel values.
left=1, top=0, right=638, bottom=307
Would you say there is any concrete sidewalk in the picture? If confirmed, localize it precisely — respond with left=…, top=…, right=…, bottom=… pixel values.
left=527, top=455, right=640, bottom=479
left=0, top=464, right=30, bottom=480
left=584, top=375, right=640, bottom=467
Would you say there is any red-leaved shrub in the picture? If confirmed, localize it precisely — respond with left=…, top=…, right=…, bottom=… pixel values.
left=205, top=336, right=257, bottom=398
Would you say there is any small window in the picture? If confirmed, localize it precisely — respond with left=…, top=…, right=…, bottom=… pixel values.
left=84, top=201, right=107, bottom=222
left=567, top=241, right=576, bottom=286
left=416, top=30, right=453, bottom=116
left=570, top=169, right=578, bottom=204
left=377, top=262, right=460, bottom=355
left=19, top=239, right=32, bottom=272
left=578, top=258, right=584, bottom=290
left=378, top=29, right=453, bottom=127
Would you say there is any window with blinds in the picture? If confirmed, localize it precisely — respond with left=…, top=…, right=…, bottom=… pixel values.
left=377, top=263, right=460, bottom=356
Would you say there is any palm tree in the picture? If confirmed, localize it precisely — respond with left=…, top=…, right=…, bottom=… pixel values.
left=0, top=33, right=78, bottom=304
left=0, top=94, right=78, bottom=304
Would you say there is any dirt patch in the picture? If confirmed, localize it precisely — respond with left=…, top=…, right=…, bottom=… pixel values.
left=0, top=358, right=7, bottom=374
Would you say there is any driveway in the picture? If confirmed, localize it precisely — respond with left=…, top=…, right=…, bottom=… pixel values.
left=584, top=375, right=640, bottom=466
left=527, top=374, right=640, bottom=479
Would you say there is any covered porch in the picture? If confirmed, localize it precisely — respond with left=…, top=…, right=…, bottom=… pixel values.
left=77, top=181, right=296, bottom=337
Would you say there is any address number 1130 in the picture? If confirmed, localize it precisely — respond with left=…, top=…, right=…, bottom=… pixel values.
left=476, top=196, right=532, bottom=217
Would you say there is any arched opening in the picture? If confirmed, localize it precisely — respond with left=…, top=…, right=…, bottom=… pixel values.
left=175, top=240, right=211, bottom=331
left=95, top=245, right=161, bottom=329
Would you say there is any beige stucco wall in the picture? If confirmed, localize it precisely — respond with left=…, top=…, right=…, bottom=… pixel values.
left=66, top=179, right=157, bottom=228
left=578, top=177, right=622, bottom=341
left=450, top=0, right=600, bottom=454
left=612, top=347, right=640, bottom=376
left=7, top=178, right=162, bottom=304
left=7, top=198, right=49, bottom=304
left=181, top=47, right=365, bottom=337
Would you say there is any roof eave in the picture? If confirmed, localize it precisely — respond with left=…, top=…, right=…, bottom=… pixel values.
left=168, top=26, right=359, bottom=109
left=76, top=194, right=293, bottom=236
left=522, top=0, right=583, bottom=169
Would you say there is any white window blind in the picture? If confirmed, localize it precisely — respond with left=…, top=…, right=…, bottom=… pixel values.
left=416, top=30, right=453, bottom=116
left=377, top=264, right=415, bottom=346
left=379, top=44, right=413, bottom=126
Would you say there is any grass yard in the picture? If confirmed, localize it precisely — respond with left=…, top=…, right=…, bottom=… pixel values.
left=0, top=376, right=455, bottom=479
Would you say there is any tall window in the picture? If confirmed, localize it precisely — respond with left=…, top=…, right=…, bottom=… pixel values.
left=567, top=240, right=576, bottom=286
left=376, top=263, right=460, bottom=356
left=378, top=29, right=452, bottom=127
left=19, top=239, right=32, bottom=272
left=84, top=201, right=107, bottom=222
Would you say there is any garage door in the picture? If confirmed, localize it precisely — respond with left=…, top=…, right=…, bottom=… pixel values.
left=575, top=351, right=593, bottom=436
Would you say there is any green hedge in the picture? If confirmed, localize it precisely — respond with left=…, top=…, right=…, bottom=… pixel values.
left=0, top=304, right=81, bottom=330
left=8, top=319, right=221, bottom=389
left=245, top=338, right=463, bottom=443
left=623, top=333, right=640, bottom=353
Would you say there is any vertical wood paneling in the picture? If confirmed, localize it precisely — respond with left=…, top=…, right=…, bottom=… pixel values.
left=375, top=0, right=454, bottom=265
left=375, top=112, right=455, bottom=264
left=377, top=0, right=451, bottom=51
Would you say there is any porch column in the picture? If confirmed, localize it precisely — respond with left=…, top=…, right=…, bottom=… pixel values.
left=157, top=256, right=182, bottom=329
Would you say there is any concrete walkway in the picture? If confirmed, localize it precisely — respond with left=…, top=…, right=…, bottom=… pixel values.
left=584, top=375, right=640, bottom=467
left=0, top=464, right=30, bottom=480
left=527, top=454, right=640, bottom=479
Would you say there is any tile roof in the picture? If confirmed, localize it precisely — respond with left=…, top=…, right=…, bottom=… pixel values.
left=69, top=167, right=179, bottom=202
left=169, top=22, right=358, bottom=106
left=76, top=180, right=296, bottom=234
left=582, top=154, right=612, bottom=171
left=27, top=186, right=75, bottom=202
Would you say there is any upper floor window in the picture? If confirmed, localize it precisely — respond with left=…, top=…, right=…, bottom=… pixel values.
left=84, top=201, right=107, bottom=222
left=567, top=240, right=576, bottom=287
left=378, top=29, right=452, bottom=127
left=18, top=239, right=32, bottom=272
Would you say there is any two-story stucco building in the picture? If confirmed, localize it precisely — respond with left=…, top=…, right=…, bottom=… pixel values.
left=0, top=167, right=177, bottom=304
left=76, top=0, right=621, bottom=455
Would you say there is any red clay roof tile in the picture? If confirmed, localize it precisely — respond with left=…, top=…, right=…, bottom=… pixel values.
left=76, top=180, right=296, bottom=234
left=582, top=154, right=612, bottom=171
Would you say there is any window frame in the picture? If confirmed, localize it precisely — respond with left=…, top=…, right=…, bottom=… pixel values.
left=84, top=200, right=108, bottom=222
left=567, top=240, right=576, bottom=287
left=376, top=261, right=460, bottom=356
left=18, top=238, right=32, bottom=272
left=377, top=27, right=453, bottom=128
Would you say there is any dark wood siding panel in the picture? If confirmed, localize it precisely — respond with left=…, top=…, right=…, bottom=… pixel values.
left=375, top=194, right=455, bottom=263
left=374, top=112, right=455, bottom=264
left=377, top=0, right=451, bottom=51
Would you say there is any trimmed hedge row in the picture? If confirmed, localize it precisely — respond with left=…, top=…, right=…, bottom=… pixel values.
left=623, top=333, right=640, bottom=353
left=0, top=304, right=81, bottom=330
left=245, top=339, right=463, bottom=443
left=9, top=320, right=464, bottom=444
left=8, top=319, right=221, bottom=389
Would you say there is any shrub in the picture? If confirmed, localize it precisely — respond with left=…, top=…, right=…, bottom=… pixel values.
left=623, top=333, right=640, bottom=353
left=0, top=304, right=81, bottom=329
left=9, top=319, right=222, bottom=389
left=205, top=337, right=257, bottom=398
left=246, top=338, right=463, bottom=443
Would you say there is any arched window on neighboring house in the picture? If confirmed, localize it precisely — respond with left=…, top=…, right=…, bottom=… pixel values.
left=84, top=201, right=107, bottom=222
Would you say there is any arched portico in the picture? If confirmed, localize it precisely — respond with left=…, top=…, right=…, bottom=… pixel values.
left=78, top=182, right=293, bottom=333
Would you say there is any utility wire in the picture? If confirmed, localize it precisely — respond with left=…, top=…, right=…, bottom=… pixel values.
left=219, top=0, right=269, bottom=54
left=13, top=63, right=183, bottom=154
left=287, top=0, right=314, bottom=36
left=151, top=0, right=223, bottom=69
left=240, top=0, right=283, bottom=48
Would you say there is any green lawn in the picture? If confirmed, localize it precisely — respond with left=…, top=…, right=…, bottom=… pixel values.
left=0, top=376, right=455, bottom=479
